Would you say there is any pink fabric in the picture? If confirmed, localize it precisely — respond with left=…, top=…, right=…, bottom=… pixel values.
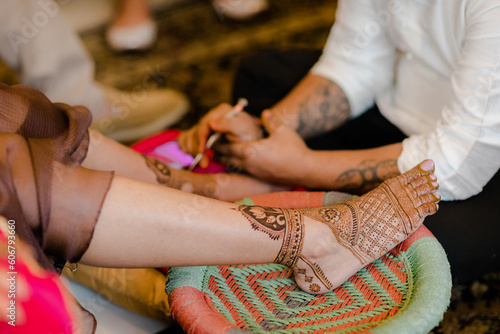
left=0, top=226, right=77, bottom=333
left=132, top=129, right=227, bottom=174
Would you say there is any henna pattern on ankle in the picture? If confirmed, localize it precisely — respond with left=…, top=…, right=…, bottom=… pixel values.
left=144, top=155, right=171, bottom=185
left=143, top=155, right=182, bottom=189
left=235, top=205, right=304, bottom=268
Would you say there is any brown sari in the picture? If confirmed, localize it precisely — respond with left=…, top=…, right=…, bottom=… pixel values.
left=0, top=83, right=114, bottom=332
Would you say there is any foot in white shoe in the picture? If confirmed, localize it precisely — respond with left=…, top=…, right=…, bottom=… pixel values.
left=212, top=0, right=269, bottom=20
left=91, top=86, right=189, bottom=143
left=106, top=19, right=157, bottom=52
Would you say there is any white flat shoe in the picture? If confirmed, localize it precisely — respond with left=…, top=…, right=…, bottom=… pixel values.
left=92, top=85, right=190, bottom=143
left=106, top=19, right=157, bottom=52
left=212, top=0, right=269, bottom=20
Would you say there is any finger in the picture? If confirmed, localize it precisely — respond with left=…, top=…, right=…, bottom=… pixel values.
left=177, top=131, right=188, bottom=151
left=197, top=124, right=211, bottom=153
left=209, top=103, right=232, bottom=118
left=261, top=109, right=289, bottom=135
left=200, top=155, right=210, bottom=169
left=212, top=117, right=258, bottom=142
left=178, top=130, right=197, bottom=156
left=214, top=142, right=248, bottom=159
left=187, top=132, right=200, bottom=157
left=219, top=155, right=245, bottom=171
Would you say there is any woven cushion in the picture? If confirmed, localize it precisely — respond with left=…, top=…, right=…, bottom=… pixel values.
left=166, top=191, right=452, bottom=334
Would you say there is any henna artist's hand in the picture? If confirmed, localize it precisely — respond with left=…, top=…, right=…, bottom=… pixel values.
left=215, top=110, right=313, bottom=185
left=178, top=103, right=262, bottom=168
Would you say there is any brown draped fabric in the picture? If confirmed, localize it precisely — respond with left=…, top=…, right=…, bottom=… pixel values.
left=0, top=82, right=114, bottom=268
left=0, top=83, right=115, bottom=332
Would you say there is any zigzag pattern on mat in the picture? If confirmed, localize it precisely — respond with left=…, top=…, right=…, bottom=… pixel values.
left=203, top=251, right=409, bottom=333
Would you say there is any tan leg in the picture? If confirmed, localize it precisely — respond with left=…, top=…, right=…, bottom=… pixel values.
left=83, top=130, right=284, bottom=202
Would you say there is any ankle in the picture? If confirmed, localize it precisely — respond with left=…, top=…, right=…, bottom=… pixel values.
left=301, top=217, right=335, bottom=262
left=113, top=0, right=151, bottom=27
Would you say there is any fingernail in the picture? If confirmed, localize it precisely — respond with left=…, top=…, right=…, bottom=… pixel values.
left=431, top=181, right=439, bottom=189
left=421, top=160, right=434, bottom=171
left=429, top=174, right=437, bottom=181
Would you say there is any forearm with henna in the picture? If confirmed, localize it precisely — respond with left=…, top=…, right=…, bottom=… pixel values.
left=271, top=74, right=351, bottom=139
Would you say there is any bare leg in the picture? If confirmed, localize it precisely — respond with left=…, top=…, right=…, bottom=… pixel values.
left=81, top=160, right=439, bottom=294
left=81, top=176, right=281, bottom=267
left=83, top=130, right=284, bottom=202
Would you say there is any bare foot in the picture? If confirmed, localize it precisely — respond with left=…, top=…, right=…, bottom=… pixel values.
left=233, top=160, right=440, bottom=294
left=295, top=159, right=440, bottom=293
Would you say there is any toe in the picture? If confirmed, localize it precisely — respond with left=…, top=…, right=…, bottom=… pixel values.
left=407, top=174, right=437, bottom=190
left=417, top=201, right=439, bottom=217
left=413, top=181, right=439, bottom=197
left=418, top=159, right=435, bottom=174
left=396, top=160, right=435, bottom=185
left=418, top=193, right=441, bottom=206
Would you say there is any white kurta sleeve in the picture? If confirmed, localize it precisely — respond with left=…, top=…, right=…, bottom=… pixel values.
left=311, top=0, right=397, bottom=117
left=398, top=3, right=500, bottom=200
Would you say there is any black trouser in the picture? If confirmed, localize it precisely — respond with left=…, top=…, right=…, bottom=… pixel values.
left=232, top=49, right=500, bottom=284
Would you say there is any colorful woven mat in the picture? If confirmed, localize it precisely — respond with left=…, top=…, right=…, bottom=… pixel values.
left=166, top=192, right=451, bottom=334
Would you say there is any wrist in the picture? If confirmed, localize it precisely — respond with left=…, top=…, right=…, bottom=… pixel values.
left=295, top=147, right=319, bottom=188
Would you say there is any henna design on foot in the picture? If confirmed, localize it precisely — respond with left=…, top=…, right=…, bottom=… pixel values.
left=292, top=160, right=440, bottom=294
left=235, top=205, right=304, bottom=268
left=296, top=256, right=333, bottom=293
left=236, top=161, right=439, bottom=295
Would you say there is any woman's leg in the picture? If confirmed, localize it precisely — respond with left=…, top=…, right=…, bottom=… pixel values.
left=83, top=129, right=284, bottom=202
left=81, top=160, right=439, bottom=293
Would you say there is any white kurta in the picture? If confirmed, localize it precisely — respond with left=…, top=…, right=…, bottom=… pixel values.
left=311, top=0, right=500, bottom=200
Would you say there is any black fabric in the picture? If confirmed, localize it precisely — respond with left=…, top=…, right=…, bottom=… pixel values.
left=232, top=49, right=323, bottom=116
left=232, top=49, right=500, bottom=284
